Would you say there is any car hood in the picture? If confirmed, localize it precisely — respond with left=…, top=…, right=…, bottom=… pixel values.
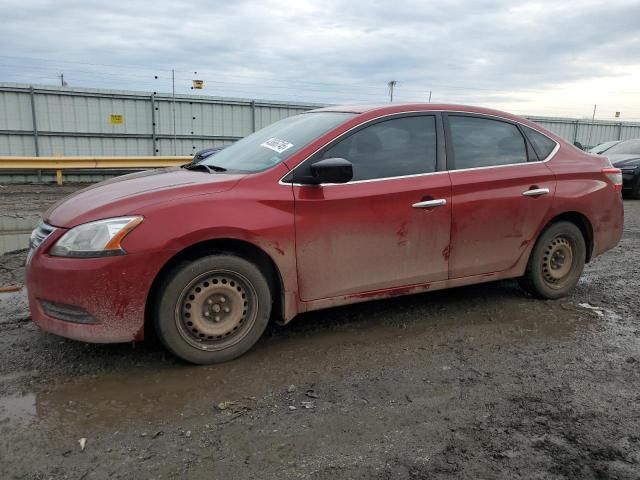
left=45, top=167, right=244, bottom=227
left=610, top=154, right=640, bottom=167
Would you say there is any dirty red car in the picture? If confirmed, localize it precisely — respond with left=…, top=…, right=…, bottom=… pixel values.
left=26, top=104, right=624, bottom=364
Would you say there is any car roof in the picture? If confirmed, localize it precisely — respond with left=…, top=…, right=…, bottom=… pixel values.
left=311, top=103, right=521, bottom=119
left=310, top=103, right=560, bottom=141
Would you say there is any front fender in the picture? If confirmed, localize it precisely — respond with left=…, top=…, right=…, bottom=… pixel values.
left=121, top=172, right=300, bottom=321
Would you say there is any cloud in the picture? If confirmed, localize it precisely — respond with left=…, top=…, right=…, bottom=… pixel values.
left=1, top=0, right=639, bottom=118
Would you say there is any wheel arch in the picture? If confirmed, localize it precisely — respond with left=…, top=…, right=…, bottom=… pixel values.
left=144, top=238, right=286, bottom=339
left=541, top=211, right=594, bottom=262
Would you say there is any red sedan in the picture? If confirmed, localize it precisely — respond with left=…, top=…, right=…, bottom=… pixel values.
left=26, top=104, right=624, bottom=364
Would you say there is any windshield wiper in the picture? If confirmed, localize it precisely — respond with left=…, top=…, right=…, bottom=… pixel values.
left=181, top=163, right=227, bottom=173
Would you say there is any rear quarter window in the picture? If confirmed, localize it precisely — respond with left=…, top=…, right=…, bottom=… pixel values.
left=522, top=126, right=557, bottom=160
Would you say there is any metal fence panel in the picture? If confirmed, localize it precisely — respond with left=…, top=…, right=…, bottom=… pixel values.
left=0, top=134, right=35, bottom=156
left=0, top=83, right=323, bottom=158
left=621, top=125, right=640, bottom=140
left=35, top=92, right=143, bottom=133
left=583, top=123, right=619, bottom=146
left=35, top=135, right=153, bottom=156
left=2, top=83, right=640, bottom=160
left=528, top=119, right=578, bottom=142
left=255, top=106, right=310, bottom=130
left=155, top=99, right=251, bottom=138
left=155, top=138, right=235, bottom=156
left=0, top=90, right=32, bottom=131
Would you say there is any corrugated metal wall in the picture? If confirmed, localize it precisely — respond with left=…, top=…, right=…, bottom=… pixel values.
left=527, top=116, right=640, bottom=147
left=3, top=83, right=640, bottom=159
left=0, top=83, right=322, bottom=157
left=2, top=82, right=640, bottom=159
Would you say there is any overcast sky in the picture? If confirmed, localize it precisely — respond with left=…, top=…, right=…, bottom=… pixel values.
left=1, top=0, right=640, bottom=119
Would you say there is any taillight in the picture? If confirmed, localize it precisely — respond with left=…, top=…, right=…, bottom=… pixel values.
left=602, top=168, right=623, bottom=192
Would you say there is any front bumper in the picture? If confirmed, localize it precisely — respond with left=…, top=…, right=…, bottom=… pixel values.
left=26, top=241, right=172, bottom=343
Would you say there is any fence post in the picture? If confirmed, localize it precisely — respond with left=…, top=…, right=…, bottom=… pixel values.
left=251, top=100, right=257, bottom=133
left=151, top=93, right=157, bottom=156
left=573, top=120, right=579, bottom=143
left=618, top=122, right=623, bottom=140
left=29, top=86, right=42, bottom=182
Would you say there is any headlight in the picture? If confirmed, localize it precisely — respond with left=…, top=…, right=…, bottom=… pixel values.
left=49, top=216, right=143, bottom=258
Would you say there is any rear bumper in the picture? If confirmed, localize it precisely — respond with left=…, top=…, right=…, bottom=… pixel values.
left=592, top=192, right=624, bottom=258
left=26, top=246, right=172, bottom=343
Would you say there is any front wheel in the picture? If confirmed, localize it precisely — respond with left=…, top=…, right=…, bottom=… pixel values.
left=155, top=255, right=272, bottom=364
left=518, top=221, right=586, bottom=299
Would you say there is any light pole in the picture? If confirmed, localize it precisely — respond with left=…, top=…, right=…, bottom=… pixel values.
left=387, top=80, right=397, bottom=102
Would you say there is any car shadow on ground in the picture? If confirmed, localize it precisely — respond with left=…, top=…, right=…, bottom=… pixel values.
left=267, top=279, right=530, bottom=337
left=9, top=278, right=568, bottom=382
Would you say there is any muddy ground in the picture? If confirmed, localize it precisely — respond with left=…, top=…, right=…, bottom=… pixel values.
left=0, top=184, right=639, bottom=479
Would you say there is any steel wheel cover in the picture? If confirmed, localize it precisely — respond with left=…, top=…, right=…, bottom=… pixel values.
left=542, top=236, right=574, bottom=286
left=174, top=270, right=258, bottom=351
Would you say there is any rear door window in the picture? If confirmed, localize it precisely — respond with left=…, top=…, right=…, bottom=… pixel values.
left=447, top=115, right=528, bottom=170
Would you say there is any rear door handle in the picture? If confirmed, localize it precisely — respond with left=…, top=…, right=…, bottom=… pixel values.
left=412, top=199, right=447, bottom=208
left=522, top=188, right=550, bottom=197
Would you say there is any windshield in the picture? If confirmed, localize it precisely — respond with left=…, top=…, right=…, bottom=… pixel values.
left=605, top=139, right=640, bottom=156
left=200, top=112, right=356, bottom=173
left=589, top=140, right=619, bottom=154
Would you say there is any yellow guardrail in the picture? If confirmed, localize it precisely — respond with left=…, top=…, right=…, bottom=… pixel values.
left=0, top=156, right=192, bottom=185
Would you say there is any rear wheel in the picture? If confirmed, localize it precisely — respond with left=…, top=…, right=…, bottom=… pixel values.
left=155, top=255, right=272, bottom=364
left=518, top=221, right=586, bottom=299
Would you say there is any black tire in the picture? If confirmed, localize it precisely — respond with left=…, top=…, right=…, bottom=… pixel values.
left=155, top=255, right=272, bottom=364
left=518, top=221, right=586, bottom=299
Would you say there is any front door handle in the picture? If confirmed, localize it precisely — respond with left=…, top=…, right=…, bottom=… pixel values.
left=522, top=187, right=550, bottom=197
left=412, top=199, right=447, bottom=208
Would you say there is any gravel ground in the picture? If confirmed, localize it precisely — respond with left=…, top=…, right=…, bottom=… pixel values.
left=0, top=184, right=639, bottom=479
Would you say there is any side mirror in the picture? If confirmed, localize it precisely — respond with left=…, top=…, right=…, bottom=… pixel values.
left=299, top=158, right=353, bottom=185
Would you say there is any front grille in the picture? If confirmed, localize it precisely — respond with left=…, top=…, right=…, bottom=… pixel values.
left=30, top=221, right=56, bottom=250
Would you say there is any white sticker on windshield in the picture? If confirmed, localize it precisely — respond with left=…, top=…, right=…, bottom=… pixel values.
left=260, top=138, right=293, bottom=154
